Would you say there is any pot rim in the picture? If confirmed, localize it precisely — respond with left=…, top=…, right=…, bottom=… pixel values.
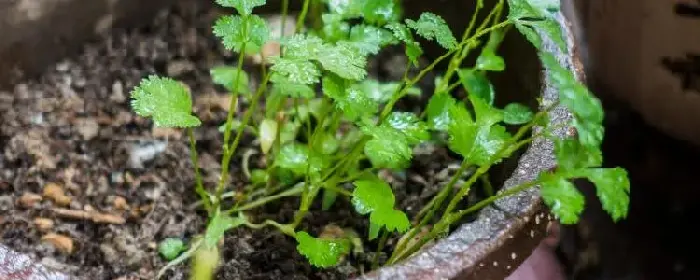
left=355, top=11, right=582, bottom=280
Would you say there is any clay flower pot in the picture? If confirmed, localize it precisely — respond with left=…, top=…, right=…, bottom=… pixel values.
left=0, top=0, right=582, bottom=279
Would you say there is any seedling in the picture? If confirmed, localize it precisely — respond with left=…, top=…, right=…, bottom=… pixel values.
left=129, top=0, right=631, bottom=278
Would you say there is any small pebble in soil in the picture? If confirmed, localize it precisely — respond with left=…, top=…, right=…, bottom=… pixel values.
left=17, top=192, right=43, bottom=209
left=33, top=218, right=55, bottom=232
left=41, top=233, right=74, bottom=254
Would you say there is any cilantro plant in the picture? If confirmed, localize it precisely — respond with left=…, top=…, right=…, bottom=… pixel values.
left=128, top=0, right=631, bottom=278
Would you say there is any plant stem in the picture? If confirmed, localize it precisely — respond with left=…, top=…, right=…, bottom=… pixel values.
left=437, top=17, right=511, bottom=93
left=295, top=0, right=311, bottom=32
left=481, top=172, right=494, bottom=196
left=392, top=178, right=541, bottom=263
left=216, top=41, right=248, bottom=209
left=414, top=161, right=472, bottom=223
left=188, top=127, right=211, bottom=215
left=281, top=0, right=289, bottom=39
left=372, top=230, right=390, bottom=270
left=391, top=109, right=551, bottom=263
left=229, top=183, right=304, bottom=212
left=244, top=219, right=296, bottom=237
left=215, top=72, right=271, bottom=209
left=392, top=160, right=472, bottom=260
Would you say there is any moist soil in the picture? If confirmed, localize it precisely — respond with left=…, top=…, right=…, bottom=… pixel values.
left=0, top=2, right=507, bottom=279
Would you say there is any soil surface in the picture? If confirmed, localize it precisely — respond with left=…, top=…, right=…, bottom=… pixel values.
left=0, top=2, right=507, bottom=279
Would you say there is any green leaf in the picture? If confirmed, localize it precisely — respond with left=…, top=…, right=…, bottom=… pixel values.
left=349, top=25, right=394, bottom=55
left=539, top=173, right=585, bottom=224
left=583, top=168, right=630, bottom=221
left=351, top=179, right=395, bottom=215
left=425, top=92, right=458, bottom=131
left=369, top=208, right=410, bottom=233
left=469, top=94, right=503, bottom=126
left=282, top=34, right=325, bottom=59
left=259, top=119, right=278, bottom=154
left=503, top=103, right=534, bottom=125
left=385, top=22, right=414, bottom=43
left=554, top=138, right=602, bottom=171
left=204, top=214, right=245, bottom=248
left=513, top=23, right=543, bottom=50
left=385, top=22, right=423, bottom=66
left=213, top=14, right=269, bottom=54
left=295, top=231, right=350, bottom=268
left=507, top=0, right=559, bottom=20
left=329, top=0, right=399, bottom=25
left=458, top=69, right=495, bottom=105
left=275, top=143, right=310, bottom=175
left=215, top=0, right=266, bottom=15
left=251, top=169, right=269, bottom=184
left=362, top=125, right=412, bottom=169
left=406, top=13, right=457, bottom=50
left=352, top=178, right=410, bottom=234
left=130, top=75, right=201, bottom=127
left=385, top=112, right=430, bottom=145
left=508, top=0, right=566, bottom=52
left=270, top=57, right=321, bottom=85
left=368, top=222, right=381, bottom=240
left=280, top=121, right=301, bottom=144
left=322, top=74, right=378, bottom=121
left=355, top=79, right=418, bottom=103
left=321, top=14, right=351, bottom=42
left=357, top=0, right=399, bottom=25
left=270, top=74, right=316, bottom=98
left=316, top=42, right=368, bottom=81
left=540, top=52, right=604, bottom=147
left=158, top=238, right=186, bottom=260
left=475, top=49, right=505, bottom=71
left=322, top=189, right=338, bottom=211
left=469, top=124, right=511, bottom=165
left=448, top=101, right=511, bottom=165
left=318, top=133, right=340, bottom=154
left=447, top=102, right=477, bottom=156
left=210, top=66, right=250, bottom=94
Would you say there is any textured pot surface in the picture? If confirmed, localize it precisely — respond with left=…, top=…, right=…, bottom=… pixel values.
left=0, top=1, right=579, bottom=279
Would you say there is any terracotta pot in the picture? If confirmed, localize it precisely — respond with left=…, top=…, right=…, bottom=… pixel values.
left=0, top=0, right=582, bottom=279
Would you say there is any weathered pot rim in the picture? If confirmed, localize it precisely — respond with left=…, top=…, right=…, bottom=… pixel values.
left=355, top=11, right=582, bottom=280
left=0, top=4, right=582, bottom=280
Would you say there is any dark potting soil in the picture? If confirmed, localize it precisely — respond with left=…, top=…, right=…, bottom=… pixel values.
left=0, top=2, right=508, bottom=279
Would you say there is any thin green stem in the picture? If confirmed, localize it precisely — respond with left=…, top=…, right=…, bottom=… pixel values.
left=372, top=230, right=390, bottom=270
left=392, top=160, right=472, bottom=261
left=215, top=73, right=271, bottom=208
left=295, top=0, right=311, bottom=32
left=216, top=41, right=248, bottom=209
left=437, top=17, right=511, bottom=93
left=391, top=109, right=552, bottom=263
left=481, top=172, right=494, bottom=197
left=281, top=0, right=289, bottom=39
left=188, top=128, right=211, bottom=215
left=392, top=178, right=541, bottom=263
left=228, top=183, right=304, bottom=212
left=244, top=220, right=296, bottom=237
